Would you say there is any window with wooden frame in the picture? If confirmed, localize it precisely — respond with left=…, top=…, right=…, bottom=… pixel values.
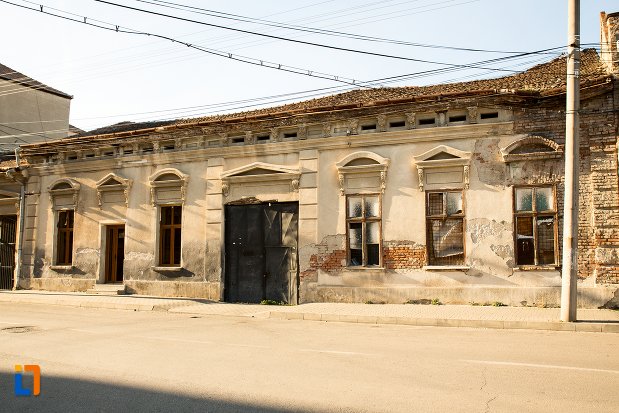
left=159, top=205, right=182, bottom=266
left=513, top=186, right=557, bottom=266
left=426, top=191, right=465, bottom=266
left=56, top=210, right=74, bottom=265
left=346, top=194, right=381, bottom=267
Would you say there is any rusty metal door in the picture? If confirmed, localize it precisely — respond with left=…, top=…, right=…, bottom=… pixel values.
left=0, top=215, right=17, bottom=290
left=225, top=202, right=298, bottom=304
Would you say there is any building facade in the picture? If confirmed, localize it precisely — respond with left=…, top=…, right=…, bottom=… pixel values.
left=9, top=14, right=619, bottom=308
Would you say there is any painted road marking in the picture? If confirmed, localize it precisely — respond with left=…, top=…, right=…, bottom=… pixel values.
left=463, top=360, right=619, bottom=374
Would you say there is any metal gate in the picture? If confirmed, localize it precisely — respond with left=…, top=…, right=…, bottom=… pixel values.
left=0, top=215, right=17, bottom=290
left=224, top=202, right=298, bottom=304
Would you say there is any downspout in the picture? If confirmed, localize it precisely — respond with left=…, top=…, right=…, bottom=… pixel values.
left=6, top=148, right=26, bottom=290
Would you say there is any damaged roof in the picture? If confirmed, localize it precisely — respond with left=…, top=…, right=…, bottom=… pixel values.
left=0, top=63, right=72, bottom=99
left=32, top=49, right=615, bottom=145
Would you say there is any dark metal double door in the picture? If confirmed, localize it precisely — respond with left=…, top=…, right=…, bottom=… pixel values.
left=225, top=203, right=298, bottom=304
left=0, top=215, right=16, bottom=290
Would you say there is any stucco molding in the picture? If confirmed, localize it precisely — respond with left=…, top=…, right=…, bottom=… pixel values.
left=413, top=145, right=472, bottom=191
left=336, top=151, right=390, bottom=195
left=220, top=162, right=301, bottom=197
left=149, top=168, right=189, bottom=206
left=48, top=178, right=80, bottom=209
left=95, top=173, right=132, bottom=208
left=501, top=135, right=563, bottom=163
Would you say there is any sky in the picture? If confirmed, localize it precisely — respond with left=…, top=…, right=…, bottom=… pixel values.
left=1, top=0, right=617, bottom=132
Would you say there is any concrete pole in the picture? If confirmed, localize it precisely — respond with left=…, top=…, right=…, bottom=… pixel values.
left=561, top=0, right=580, bottom=322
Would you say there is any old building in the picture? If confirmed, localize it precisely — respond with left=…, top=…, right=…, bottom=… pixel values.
left=0, top=63, right=72, bottom=291
left=9, top=13, right=619, bottom=308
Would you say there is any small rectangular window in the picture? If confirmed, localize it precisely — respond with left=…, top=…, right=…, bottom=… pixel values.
left=361, top=124, right=377, bottom=131
left=230, top=137, right=245, bottom=144
left=480, top=112, right=499, bottom=119
left=426, top=191, right=464, bottom=266
left=513, top=186, right=557, bottom=266
left=256, top=134, right=270, bottom=142
left=103, top=151, right=114, bottom=157
left=419, top=118, right=436, bottom=125
left=56, top=210, right=74, bottom=265
left=389, top=120, right=406, bottom=128
left=346, top=194, right=381, bottom=267
left=67, top=154, right=78, bottom=161
left=159, top=205, right=182, bottom=266
left=283, top=132, right=297, bottom=139
left=84, top=153, right=95, bottom=158
left=123, top=149, right=134, bottom=156
left=448, top=115, right=467, bottom=123
left=162, top=144, right=175, bottom=151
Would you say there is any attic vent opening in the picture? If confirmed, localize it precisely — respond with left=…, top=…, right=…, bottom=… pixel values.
left=162, top=143, right=175, bottom=151
left=480, top=112, right=499, bottom=119
left=389, top=120, right=406, bottom=128
left=361, top=124, right=377, bottom=131
left=283, top=132, right=297, bottom=139
left=123, top=149, right=134, bottom=156
left=142, top=146, right=154, bottom=153
left=449, top=115, right=467, bottom=123
left=419, top=118, right=436, bottom=125
left=231, top=137, right=245, bottom=144
left=84, top=153, right=95, bottom=158
left=67, top=154, right=78, bottom=161
left=256, top=134, right=270, bottom=142
left=103, top=151, right=114, bottom=157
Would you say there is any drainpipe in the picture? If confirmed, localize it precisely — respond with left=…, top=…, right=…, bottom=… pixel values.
left=5, top=148, right=26, bottom=290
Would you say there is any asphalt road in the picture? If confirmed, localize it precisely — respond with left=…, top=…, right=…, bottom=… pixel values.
left=1, top=303, right=618, bottom=412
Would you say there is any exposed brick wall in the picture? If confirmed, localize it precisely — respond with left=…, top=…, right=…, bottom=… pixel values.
left=383, top=243, right=426, bottom=269
left=512, top=88, right=619, bottom=284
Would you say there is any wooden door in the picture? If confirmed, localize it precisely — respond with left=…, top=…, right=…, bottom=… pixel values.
left=105, top=225, right=125, bottom=283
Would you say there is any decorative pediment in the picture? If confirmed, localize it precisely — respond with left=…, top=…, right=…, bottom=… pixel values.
left=501, top=136, right=562, bottom=163
left=413, top=145, right=471, bottom=191
left=336, top=151, right=389, bottom=195
left=149, top=168, right=189, bottom=206
left=0, top=190, right=20, bottom=211
left=220, top=162, right=300, bottom=197
left=96, top=173, right=132, bottom=208
left=48, top=178, right=80, bottom=209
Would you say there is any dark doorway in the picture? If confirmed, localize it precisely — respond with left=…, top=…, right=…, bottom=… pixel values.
left=105, top=225, right=125, bottom=283
left=0, top=215, right=17, bottom=290
left=224, top=202, right=298, bottom=304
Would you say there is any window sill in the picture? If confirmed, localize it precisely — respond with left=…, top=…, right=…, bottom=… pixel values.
left=513, top=266, right=559, bottom=272
left=50, top=265, right=73, bottom=271
left=345, top=266, right=385, bottom=271
left=151, top=266, right=183, bottom=272
left=423, top=265, right=470, bottom=271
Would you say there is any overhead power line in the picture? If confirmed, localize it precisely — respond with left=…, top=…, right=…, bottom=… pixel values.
left=135, top=0, right=554, bottom=55
left=95, top=0, right=561, bottom=72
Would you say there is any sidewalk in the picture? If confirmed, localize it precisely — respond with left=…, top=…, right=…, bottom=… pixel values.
left=2, top=290, right=618, bottom=333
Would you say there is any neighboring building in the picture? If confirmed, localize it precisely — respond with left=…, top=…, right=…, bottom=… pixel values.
left=10, top=13, right=619, bottom=308
left=0, top=63, right=72, bottom=290
left=0, top=63, right=73, bottom=148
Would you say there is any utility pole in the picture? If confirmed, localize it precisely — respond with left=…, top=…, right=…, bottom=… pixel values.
left=561, top=0, right=580, bottom=322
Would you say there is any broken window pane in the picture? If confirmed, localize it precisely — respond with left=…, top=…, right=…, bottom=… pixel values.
left=349, top=222, right=363, bottom=267
left=365, top=222, right=379, bottom=244
left=535, top=187, right=554, bottom=211
left=516, top=188, right=533, bottom=211
left=537, top=216, right=555, bottom=265
left=447, top=192, right=463, bottom=215
left=348, top=223, right=362, bottom=249
left=427, top=218, right=464, bottom=265
left=347, top=197, right=362, bottom=218
left=427, top=193, right=444, bottom=216
left=366, top=244, right=380, bottom=266
left=516, top=216, right=534, bottom=265
left=364, top=196, right=380, bottom=217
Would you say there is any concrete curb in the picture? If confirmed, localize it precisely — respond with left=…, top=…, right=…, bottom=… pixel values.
left=268, top=311, right=619, bottom=333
